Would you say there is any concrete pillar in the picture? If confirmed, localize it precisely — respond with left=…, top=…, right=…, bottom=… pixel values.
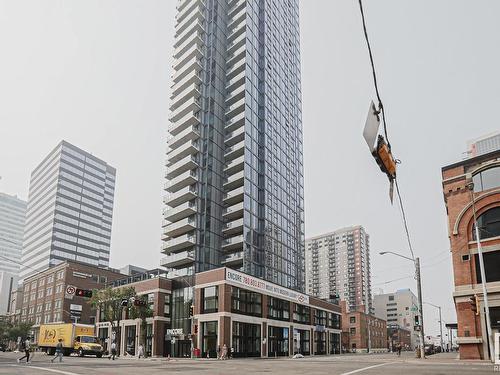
left=262, top=322, right=267, bottom=357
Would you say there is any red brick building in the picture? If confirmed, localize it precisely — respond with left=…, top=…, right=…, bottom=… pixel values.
left=192, top=267, right=342, bottom=358
left=442, top=149, right=500, bottom=360
left=387, top=325, right=412, bottom=351
left=341, top=301, right=387, bottom=353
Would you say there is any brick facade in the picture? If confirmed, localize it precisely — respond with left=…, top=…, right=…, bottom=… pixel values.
left=442, top=150, right=500, bottom=360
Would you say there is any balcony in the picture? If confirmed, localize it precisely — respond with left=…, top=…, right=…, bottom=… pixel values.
left=164, top=216, right=196, bottom=237
left=167, top=140, right=199, bottom=164
left=225, top=125, right=245, bottom=147
left=165, top=169, right=198, bottom=192
left=172, top=56, right=203, bottom=86
left=168, top=124, right=200, bottom=149
left=226, top=56, right=245, bottom=81
left=162, top=233, right=196, bottom=253
left=165, top=185, right=197, bottom=207
left=223, top=186, right=244, bottom=206
left=173, top=43, right=203, bottom=72
left=222, top=201, right=244, bottom=220
left=228, top=20, right=246, bottom=44
left=225, top=66, right=245, bottom=93
left=224, top=139, right=245, bottom=161
left=224, top=154, right=244, bottom=175
left=222, top=234, right=244, bottom=252
left=161, top=250, right=195, bottom=268
left=221, top=251, right=244, bottom=266
left=225, top=97, right=245, bottom=119
left=170, top=84, right=201, bottom=114
left=222, top=218, right=244, bottom=236
left=225, top=84, right=245, bottom=107
left=228, top=0, right=246, bottom=19
left=175, top=5, right=204, bottom=37
left=227, top=7, right=246, bottom=32
left=166, top=155, right=199, bottom=179
left=169, top=110, right=200, bottom=136
left=173, top=32, right=204, bottom=61
left=225, top=111, right=245, bottom=133
left=171, top=68, right=202, bottom=98
left=169, top=96, right=200, bottom=123
left=223, top=170, right=244, bottom=191
left=227, top=44, right=246, bottom=68
left=164, top=201, right=197, bottom=222
left=176, top=0, right=204, bottom=25
left=227, top=31, right=245, bottom=56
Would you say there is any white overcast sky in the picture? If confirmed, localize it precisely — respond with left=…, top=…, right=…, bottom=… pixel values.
left=1, top=0, right=499, bottom=336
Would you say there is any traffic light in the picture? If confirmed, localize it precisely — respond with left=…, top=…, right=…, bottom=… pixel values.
left=133, top=298, right=147, bottom=307
left=75, top=288, right=92, bottom=298
left=469, top=295, right=479, bottom=315
left=189, top=305, right=194, bottom=317
left=414, top=315, right=420, bottom=325
left=372, top=135, right=396, bottom=181
left=194, top=324, right=198, bottom=334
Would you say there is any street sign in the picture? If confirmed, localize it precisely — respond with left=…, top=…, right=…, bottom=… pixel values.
left=414, top=325, right=421, bottom=332
left=65, top=285, right=76, bottom=300
left=363, top=101, right=380, bottom=152
left=70, top=304, right=82, bottom=312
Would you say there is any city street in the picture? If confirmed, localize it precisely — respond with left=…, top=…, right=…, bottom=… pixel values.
left=0, top=352, right=494, bottom=375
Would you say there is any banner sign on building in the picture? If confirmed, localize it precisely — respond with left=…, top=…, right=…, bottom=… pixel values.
left=225, top=269, right=309, bottom=305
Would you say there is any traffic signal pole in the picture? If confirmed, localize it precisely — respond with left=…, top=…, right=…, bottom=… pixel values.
left=415, top=258, right=426, bottom=359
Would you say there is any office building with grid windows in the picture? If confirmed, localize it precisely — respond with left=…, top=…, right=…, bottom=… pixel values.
left=162, top=0, right=305, bottom=293
left=20, top=141, right=116, bottom=282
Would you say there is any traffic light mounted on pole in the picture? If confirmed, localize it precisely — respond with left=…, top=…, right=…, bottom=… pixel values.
left=469, top=295, right=479, bottom=315
left=133, top=298, right=148, bottom=307
left=75, top=288, right=93, bottom=298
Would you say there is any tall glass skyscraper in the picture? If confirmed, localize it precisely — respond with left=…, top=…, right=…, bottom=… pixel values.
left=162, top=0, right=305, bottom=292
left=0, top=193, right=27, bottom=275
left=20, top=141, right=116, bottom=281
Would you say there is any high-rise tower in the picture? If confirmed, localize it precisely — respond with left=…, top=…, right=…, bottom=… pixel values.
left=162, top=0, right=305, bottom=291
left=20, top=141, right=116, bottom=281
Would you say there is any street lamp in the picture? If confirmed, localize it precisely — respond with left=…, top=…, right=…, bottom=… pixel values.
left=467, top=182, right=494, bottom=362
left=424, top=302, right=443, bottom=352
left=379, top=251, right=425, bottom=359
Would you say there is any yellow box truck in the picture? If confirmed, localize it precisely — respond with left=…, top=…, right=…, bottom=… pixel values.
left=39, top=323, right=103, bottom=357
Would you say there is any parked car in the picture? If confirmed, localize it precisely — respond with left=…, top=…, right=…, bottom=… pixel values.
left=424, top=344, right=435, bottom=355
left=0, top=343, right=6, bottom=352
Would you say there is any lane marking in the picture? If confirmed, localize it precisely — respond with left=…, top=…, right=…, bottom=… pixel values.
left=8, top=364, right=82, bottom=375
left=340, top=362, right=395, bottom=375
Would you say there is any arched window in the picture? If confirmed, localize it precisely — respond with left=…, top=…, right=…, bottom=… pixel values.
left=472, top=166, right=500, bottom=192
left=472, top=206, right=500, bottom=240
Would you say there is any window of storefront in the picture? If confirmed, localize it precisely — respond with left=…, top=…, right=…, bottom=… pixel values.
left=146, top=324, right=153, bottom=357
left=329, top=332, right=341, bottom=354
left=268, top=326, right=289, bottom=357
left=328, top=312, right=341, bottom=329
left=314, top=309, right=327, bottom=326
left=202, top=321, right=218, bottom=358
left=126, top=325, right=136, bottom=355
left=293, top=304, right=310, bottom=324
left=231, top=286, right=261, bottom=317
left=267, top=297, right=290, bottom=321
left=98, top=327, right=108, bottom=353
left=203, top=286, right=218, bottom=313
left=293, top=329, right=310, bottom=355
left=314, top=331, right=326, bottom=355
left=232, top=321, right=261, bottom=357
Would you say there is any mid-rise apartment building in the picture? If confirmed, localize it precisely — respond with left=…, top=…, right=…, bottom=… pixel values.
left=20, top=141, right=116, bottom=281
left=0, top=192, right=26, bottom=314
left=161, top=0, right=305, bottom=293
left=305, top=226, right=372, bottom=314
left=442, top=147, right=500, bottom=360
left=373, top=289, right=421, bottom=349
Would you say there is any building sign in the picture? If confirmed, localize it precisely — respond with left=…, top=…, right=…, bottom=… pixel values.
left=70, top=304, right=82, bottom=312
left=72, top=272, right=92, bottom=279
left=167, top=328, right=183, bottom=336
left=225, top=269, right=309, bottom=305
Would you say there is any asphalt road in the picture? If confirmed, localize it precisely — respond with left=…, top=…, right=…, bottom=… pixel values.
left=0, top=351, right=495, bottom=375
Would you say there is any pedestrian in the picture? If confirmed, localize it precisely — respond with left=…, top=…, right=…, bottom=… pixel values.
left=397, top=343, right=402, bottom=357
left=230, top=346, right=234, bottom=359
left=109, top=341, right=117, bottom=360
left=51, top=339, right=64, bottom=363
left=216, top=345, right=221, bottom=360
left=137, top=343, right=144, bottom=359
left=221, top=344, right=227, bottom=360
left=17, top=337, right=31, bottom=364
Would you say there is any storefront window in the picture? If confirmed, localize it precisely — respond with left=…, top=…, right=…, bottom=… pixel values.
left=328, top=312, right=341, bottom=329
left=314, top=309, right=327, bottom=326
left=293, top=304, right=310, bottom=324
left=231, top=286, right=262, bottom=317
left=314, top=331, right=326, bottom=355
left=268, top=326, right=289, bottom=357
left=329, top=332, right=340, bottom=354
left=203, top=286, right=218, bottom=313
left=293, top=329, right=310, bottom=355
left=232, top=321, right=261, bottom=357
left=126, top=325, right=136, bottom=355
left=146, top=324, right=153, bottom=356
left=267, top=297, right=290, bottom=321
left=202, top=321, right=218, bottom=358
